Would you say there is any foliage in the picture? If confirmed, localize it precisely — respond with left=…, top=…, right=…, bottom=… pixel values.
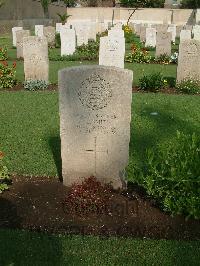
left=0, top=61, right=16, bottom=89
left=128, top=131, right=200, bottom=219
left=64, top=176, right=112, bottom=216
left=49, top=40, right=99, bottom=61
left=155, top=54, right=171, bottom=65
left=57, top=13, right=71, bottom=25
left=123, top=25, right=136, bottom=43
left=23, top=80, right=49, bottom=91
left=0, top=47, right=8, bottom=60
left=120, top=0, right=164, bottom=7
left=40, top=0, right=50, bottom=18
left=181, top=0, right=200, bottom=8
left=176, top=79, right=200, bottom=94
left=139, top=72, right=168, bottom=92
left=63, top=0, right=77, bottom=7
left=170, top=52, right=178, bottom=64
left=55, top=33, right=61, bottom=48
left=0, top=151, right=10, bottom=193
left=125, top=45, right=152, bottom=63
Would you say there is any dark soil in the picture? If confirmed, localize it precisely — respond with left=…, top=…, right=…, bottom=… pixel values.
left=0, top=175, right=200, bottom=240
left=0, top=84, right=191, bottom=95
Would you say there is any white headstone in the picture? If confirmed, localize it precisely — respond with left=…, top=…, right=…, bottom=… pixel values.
left=76, top=27, right=89, bottom=46
left=145, top=28, right=157, bottom=47
left=99, top=36, right=125, bottom=69
left=60, top=28, right=76, bottom=56
left=59, top=65, right=133, bottom=189
left=23, top=36, right=49, bottom=82
left=12, top=27, right=23, bottom=47
left=180, top=30, right=191, bottom=41
left=35, top=25, right=44, bottom=37
left=167, top=25, right=176, bottom=42
left=193, top=25, right=200, bottom=40
left=16, top=30, right=30, bottom=58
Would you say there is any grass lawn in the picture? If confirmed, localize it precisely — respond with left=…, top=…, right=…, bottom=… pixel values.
left=0, top=229, right=200, bottom=266
left=0, top=34, right=200, bottom=265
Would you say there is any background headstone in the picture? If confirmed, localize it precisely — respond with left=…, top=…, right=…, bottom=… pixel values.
left=16, top=29, right=30, bottom=58
left=60, top=28, right=76, bottom=56
left=44, top=26, right=56, bottom=48
left=180, top=30, right=191, bottom=41
left=145, top=28, right=157, bottom=47
left=12, top=26, right=23, bottom=47
left=140, top=26, right=146, bottom=42
left=167, top=24, right=176, bottom=42
left=99, top=36, right=125, bottom=69
left=156, top=31, right=171, bottom=57
left=59, top=65, right=133, bottom=189
left=23, top=36, right=49, bottom=82
left=35, top=25, right=44, bottom=37
left=177, top=40, right=200, bottom=82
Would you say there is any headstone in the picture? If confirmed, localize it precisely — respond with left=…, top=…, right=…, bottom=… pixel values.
left=44, top=26, right=56, bottom=47
left=145, top=28, right=157, bottom=47
left=56, top=23, right=70, bottom=33
left=99, top=36, right=125, bottom=69
left=156, top=24, right=168, bottom=33
left=59, top=65, right=133, bottom=189
left=167, top=25, right=176, bottom=42
left=60, top=28, right=76, bottom=56
left=176, top=25, right=184, bottom=37
left=108, top=28, right=124, bottom=39
left=180, top=30, right=191, bottom=41
left=140, top=26, right=146, bottom=42
left=35, top=25, right=44, bottom=37
left=16, top=30, right=30, bottom=58
left=23, top=36, right=49, bottom=82
left=193, top=25, right=200, bottom=40
left=88, top=22, right=97, bottom=41
left=156, top=31, right=171, bottom=57
left=134, top=24, right=141, bottom=36
left=12, top=27, right=23, bottom=47
left=76, top=27, right=89, bottom=46
left=196, top=9, right=200, bottom=25
left=177, top=39, right=200, bottom=82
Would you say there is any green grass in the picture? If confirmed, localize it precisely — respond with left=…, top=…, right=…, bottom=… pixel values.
left=0, top=92, right=199, bottom=177
left=1, top=35, right=177, bottom=86
left=0, top=229, right=200, bottom=266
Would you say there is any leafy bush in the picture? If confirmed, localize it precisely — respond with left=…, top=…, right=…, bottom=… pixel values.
left=55, top=33, right=61, bottom=48
left=181, top=0, right=200, bottom=8
left=176, top=79, right=200, bottom=94
left=64, top=176, right=112, bottom=216
left=0, top=61, right=17, bottom=89
left=49, top=40, right=99, bottom=61
left=0, top=151, right=11, bottom=193
left=120, top=0, right=164, bottom=8
left=122, top=25, right=136, bottom=43
left=155, top=54, right=171, bottom=64
left=145, top=46, right=156, bottom=51
left=139, top=72, right=167, bottom=92
left=0, top=47, right=8, bottom=61
left=125, top=45, right=152, bottom=63
left=24, top=79, right=49, bottom=91
left=127, top=131, right=200, bottom=219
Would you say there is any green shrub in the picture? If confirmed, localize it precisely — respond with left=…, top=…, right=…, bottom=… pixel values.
left=176, top=79, right=200, bottom=94
left=24, top=79, right=49, bottom=91
left=145, top=46, right=156, bottom=51
left=0, top=151, right=11, bottom=193
left=0, top=61, right=17, bottom=89
left=127, top=131, right=200, bottom=219
left=55, top=33, right=61, bottom=48
left=139, top=72, right=167, bottom=92
left=0, top=47, right=8, bottom=61
left=155, top=53, right=171, bottom=64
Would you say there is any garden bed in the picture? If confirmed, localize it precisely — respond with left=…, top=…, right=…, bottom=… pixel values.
left=0, top=175, right=200, bottom=240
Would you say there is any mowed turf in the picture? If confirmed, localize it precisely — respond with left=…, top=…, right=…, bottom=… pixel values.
left=0, top=229, right=200, bottom=266
left=0, top=92, right=199, bottom=177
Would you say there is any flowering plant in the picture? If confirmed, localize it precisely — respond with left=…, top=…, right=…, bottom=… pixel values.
left=126, top=44, right=152, bottom=63
left=0, top=47, right=8, bottom=61
left=170, top=52, right=178, bottom=64
left=0, top=61, right=17, bottom=89
left=176, top=79, right=200, bottom=94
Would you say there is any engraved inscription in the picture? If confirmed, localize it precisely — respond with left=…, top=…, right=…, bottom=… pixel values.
left=77, top=74, right=112, bottom=110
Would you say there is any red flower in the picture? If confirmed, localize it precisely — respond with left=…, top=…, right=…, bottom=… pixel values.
left=12, top=61, right=16, bottom=68
left=0, top=151, right=4, bottom=159
left=2, top=61, right=8, bottom=67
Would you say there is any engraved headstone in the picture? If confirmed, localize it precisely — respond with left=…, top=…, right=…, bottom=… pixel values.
left=177, top=40, right=200, bottom=82
left=35, top=25, right=44, bottom=37
left=88, top=22, right=97, bottom=41
left=44, top=26, right=56, bottom=47
left=180, top=30, right=191, bottom=41
left=99, top=36, right=125, bottom=69
left=76, top=27, right=89, bottom=46
left=12, top=27, right=23, bottom=47
left=59, top=65, right=133, bottom=189
left=60, top=28, right=76, bottom=56
left=145, top=28, right=157, bottom=47
left=23, top=36, right=49, bottom=82
left=16, top=30, right=30, bottom=58
left=156, top=31, right=171, bottom=57
left=167, top=24, right=176, bottom=42
left=140, top=26, right=146, bottom=42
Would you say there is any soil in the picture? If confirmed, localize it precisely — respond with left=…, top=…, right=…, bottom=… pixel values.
left=0, top=175, right=200, bottom=240
left=0, top=84, right=195, bottom=95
